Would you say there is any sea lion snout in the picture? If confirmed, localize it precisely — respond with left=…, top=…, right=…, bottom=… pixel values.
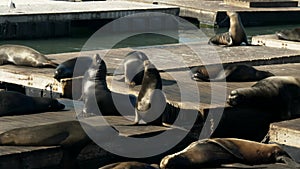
left=227, top=90, right=242, bottom=105
left=50, top=100, right=65, bottom=110
left=160, top=154, right=188, bottom=169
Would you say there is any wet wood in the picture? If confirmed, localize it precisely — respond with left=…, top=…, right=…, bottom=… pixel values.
left=252, top=34, right=300, bottom=51
left=269, top=118, right=300, bottom=148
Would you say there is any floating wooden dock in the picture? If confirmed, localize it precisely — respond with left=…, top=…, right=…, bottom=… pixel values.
left=1, top=42, right=300, bottom=167
left=0, top=0, right=179, bottom=39
left=113, top=0, right=300, bottom=27
left=252, top=34, right=300, bottom=50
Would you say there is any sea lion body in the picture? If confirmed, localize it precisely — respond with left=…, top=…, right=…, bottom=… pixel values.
left=160, top=138, right=291, bottom=169
left=54, top=56, right=92, bottom=81
left=192, top=64, right=274, bottom=82
left=81, top=54, right=136, bottom=117
left=228, top=76, right=300, bottom=120
left=209, top=12, right=248, bottom=46
left=0, top=91, right=65, bottom=116
left=134, top=60, right=166, bottom=125
left=99, top=161, right=159, bottom=169
left=276, top=28, right=300, bottom=42
left=123, top=51, right=148, bottom=86
left=0, top=44, right=58, bottom=67
left=0, top=120, right=88, bottom=147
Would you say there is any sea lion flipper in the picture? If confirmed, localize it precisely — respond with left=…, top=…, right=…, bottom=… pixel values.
left=41, top=131, right=69, bottom=145
left=208, top=138, right=245, bottom=160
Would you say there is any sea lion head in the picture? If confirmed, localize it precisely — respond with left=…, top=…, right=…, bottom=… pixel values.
left=226, top=11, right=238, bottom=18
left=48, top=99, right=65, bottom=111
left=0, top=131, right=17, bottom=145
left=87, top=54, right=107, bottom=80
left=54, top=65, right=72, bottom=81
left=160, top=154, right=191, bottom=169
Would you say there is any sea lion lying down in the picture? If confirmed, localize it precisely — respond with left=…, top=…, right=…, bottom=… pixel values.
left=160, top=138, right=296, bottom=169
left=191, top=64, right=274, bottom=82
left=228, top=76, right=300, bottom=120
left=276, top=28, right=300, bottom=42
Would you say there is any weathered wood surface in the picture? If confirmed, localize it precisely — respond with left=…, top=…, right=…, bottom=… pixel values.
left=1, top=43, right=300, bottom=94
left=112, top=0, right=300, bottom=26
left=252, top=34, right=300, bottom=51
left=269, top=118, right=300, bottom=148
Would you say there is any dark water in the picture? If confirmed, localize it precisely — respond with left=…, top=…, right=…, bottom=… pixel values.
left=1, top=24, right=300, bottom=54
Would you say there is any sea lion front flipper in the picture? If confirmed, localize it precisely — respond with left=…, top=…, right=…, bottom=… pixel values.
left=40, top=131, right=69, bottom=145
left=276, top=155, right=300, bottom=167
left=208, top=138, right=245, bottom=161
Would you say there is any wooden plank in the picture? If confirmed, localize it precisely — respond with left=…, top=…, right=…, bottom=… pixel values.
left=1, top=42, right=300, bottom=94
left=269, top=118, right=300, bottom=148
left=252, top=34, right=300, bottom=51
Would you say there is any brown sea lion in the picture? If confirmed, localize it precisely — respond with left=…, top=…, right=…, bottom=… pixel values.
left=80, top=54, right=136, bottom=117
left=0, top=44, right=58, bottom=67
left=191, top=64, right=274, bottom=82
left=123, top=51, right=149, bottom=87
left=209, top=11, right=248, bottom=46
left=134, top=60, right=166, bottom=125
left=99, top=161, right=159, bottom=169
left=276, top=28, right=300, bottom=42
left=228, top=76, right=300, bottom=120
left=0, top=91, right=65, bottom=116
left=160, top=138, right=293, bottom=169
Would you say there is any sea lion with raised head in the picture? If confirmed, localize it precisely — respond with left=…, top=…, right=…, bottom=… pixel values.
left=192, top=64, right=274, bottom=82
left=123, top=51, right=148, bottom=87
left=0, top=91, right=65, bottom=116
left=276, top=27, right=300, bottom=42
left=99, top=161, right=159, bottom=169
left=228, top=76, right=300, bottom=120
left=134, top=60, right=166, bottom=125
left=209, top=11, right=248, bottom=46
left=160, top=138, right=294, bottom=169
left=80, top=54, right=136, bottom=117
left=54, top=56, right=92, bottom=81
left=0, top=44, right=58, bottom=67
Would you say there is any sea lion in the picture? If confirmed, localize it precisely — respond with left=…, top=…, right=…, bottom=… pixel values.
left=0, top=91, right=65, bottom=116
left=123, top=51, right=148, bottom=87
left=80, top=54, right=136, bottom=117
left=276, top=27, right=300, bottom=42
left=54, top=56, right=92, bottom=81
left=160, top=138, right=293, bottom=169
left=0, top=44, right=58, bottom=67
left=99, top=161, right=159, bottom=169
left=209, top=11, right=248, bottom=46
left=228, top=76, right=300, bottom=120
left=191, top=64, right=274, bottom=82
left=134, top=60, right=166, bottom=125
left=0, top=120, right=116, bottom=169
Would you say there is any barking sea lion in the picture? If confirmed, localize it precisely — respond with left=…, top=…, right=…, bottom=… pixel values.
left=209, top=11, right=248, bottom=46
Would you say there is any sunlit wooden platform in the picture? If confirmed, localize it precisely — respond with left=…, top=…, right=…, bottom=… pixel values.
left=111, top=0, right=300, bottom=27
left=252, top=34, right=300, bottom=51
left=1, top=42, right=300, bottom=96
